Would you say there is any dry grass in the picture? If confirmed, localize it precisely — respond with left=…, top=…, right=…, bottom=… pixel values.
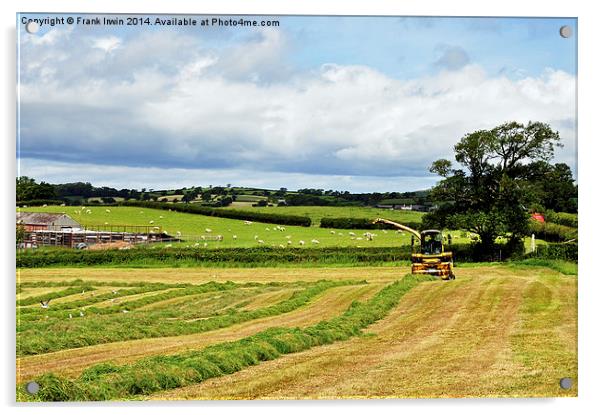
left=153, top=267, right=576, bottom=400
left=17, top=266, right=403, bottom=285
left=17, top=283, right=380, bottom=383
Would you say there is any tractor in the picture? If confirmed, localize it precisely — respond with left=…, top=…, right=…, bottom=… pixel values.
left=373, top=218, right=455, bottom=280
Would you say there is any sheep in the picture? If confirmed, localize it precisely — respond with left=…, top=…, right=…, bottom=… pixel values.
left=349, top=232, right=356, bottom=236
left=257, top=239, right=265, bottom=244
left=159, top=215, right=164, bottom=219
left=287, top=240, right=292, bottom=245
left=285, top=235, right=291, bottom=239
left=279, top=244, right=285, bottom=248
left=176, top=231, right=181, bottom=237
left=338, top=233, right=343, bottom=236
left=86, top=209, right=92, bottom=214
left=42, top=204, right=47, bottom=207
left=69, top=313, right=73, bottom=319
left=232, top=235, right=237, bottom=240
left=311, top=239, right=320, bottom=244
left=149, top=220, right=155, bottom=224
left=40, top=300, right=50, bottom=309
left=105, top=209, right=111, bottom=213
left=79, top=310, right=85, bottom=317
left=111, top=289, right=119, bottom=295
left=244, top=221, right=253, bottom=225
left=165, top=244, right=172, bottom=248
left=122, top=309, right=129, bottom=314
left=203, top=243, right=208, bottom=248
left=265, top=227, right=271, bottom=231
left=330, top=230, right=336, bottom=234
left=299, top=240, right=305, bottom=246
left=193, top=243, right=200, bottom=247
left=205, top=228, right=212, bottom=233
left=104, top=222, right=109, bottom=225
left=254, top=235, right=259, bottom=240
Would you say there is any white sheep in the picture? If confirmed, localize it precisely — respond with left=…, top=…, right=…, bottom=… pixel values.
left=149, top=220, right=154, bottom=224
left=299, top=240, right=305, bottom=246
left=244, top=221, right=253, bottom=225
left=257, top=239, right=265, bottom=244
left=349, top=232, right=356, bottom=236
left=233, top=235, right=237, bottom=240
left=205, top=228, right=212, bottom=233
left=287, top=240, right=292, bottom=245
left=105, top=209, right=111, bottom=213
left=311, top=239, right=320, bottom=244
left=203, top=243, right=208, bottom=247
left=330, top=230, right=336, bottom=234
left=265, top=227, right=270, bottom=231
left=285, top=235, right=291, bottom=239
left=279, top=244, right=285, bottom=248
left=254, top=235, right=259, bottom=240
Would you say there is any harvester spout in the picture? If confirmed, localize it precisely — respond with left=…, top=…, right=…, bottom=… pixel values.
left=373, top=218, right=422, bottom=241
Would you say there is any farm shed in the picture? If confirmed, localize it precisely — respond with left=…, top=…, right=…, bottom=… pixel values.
left=16, top=212, right=81, bottom=231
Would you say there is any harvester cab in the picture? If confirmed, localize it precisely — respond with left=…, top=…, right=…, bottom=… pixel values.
left=374, top=218, right=455, bottom=280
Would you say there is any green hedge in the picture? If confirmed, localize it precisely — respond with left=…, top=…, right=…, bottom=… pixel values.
left=529, top=220, right=578, bottom=242
left=120, top=201, right=311, bottom=227
left=16, top=199, right=66, bottom=207
left=544, top=211, right=578, bottom=228
left=320, top=217, right=423, bottom=230
left=526, top=242, right=577, bottom=261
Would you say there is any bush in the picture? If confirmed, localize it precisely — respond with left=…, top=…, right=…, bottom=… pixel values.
left=529, top=220, right=577, bottom=242
left=526, top=242, right=578, bottom=261
left=119, top=201, right=311, bottom=227
left=16, top=199, right=65, bottom=207
left=320, top=217, right=423, bottom=230
left=544, top=211, right=578, bottom=228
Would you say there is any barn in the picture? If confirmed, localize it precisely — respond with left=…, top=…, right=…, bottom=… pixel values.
left=16, top=212, right=81, bottom=231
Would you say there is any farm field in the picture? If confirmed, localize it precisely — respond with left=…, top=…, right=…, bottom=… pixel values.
left=225, top=204, right=425, bottom=226
left=18, top=206, right=427, bottom=248
left=16, top=263, right=576, bottom=400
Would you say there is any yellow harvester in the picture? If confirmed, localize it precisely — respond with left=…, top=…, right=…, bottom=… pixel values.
left=373, top=218, right=455, bottom=280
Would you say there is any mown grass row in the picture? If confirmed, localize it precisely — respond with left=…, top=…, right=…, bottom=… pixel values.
left=20, top=274, right=433, bottom=401
left=17, top=279, right=364, bottom=356
left=17, top=281, right=278, bottom=323
left=17, top=286, right=96, bottom=307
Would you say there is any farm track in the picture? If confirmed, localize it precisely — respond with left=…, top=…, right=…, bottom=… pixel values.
left=153, top=267, right=577, bottom=399
left=17, top=283, right=382, bottom=383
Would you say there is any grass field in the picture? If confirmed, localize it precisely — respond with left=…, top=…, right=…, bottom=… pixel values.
left=18, top=206, right=428, bottom=248
left=16, top=262, right=576, bottom=400
left=225, top=205, right=425, bottom=226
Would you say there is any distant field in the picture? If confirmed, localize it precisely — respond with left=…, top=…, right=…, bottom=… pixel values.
left=18, top=206, right=425, bottom=248
left=224, top=205, right=425, bottom=226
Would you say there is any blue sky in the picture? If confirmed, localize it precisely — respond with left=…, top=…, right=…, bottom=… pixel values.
left=17, top=14, right=577, bottom=192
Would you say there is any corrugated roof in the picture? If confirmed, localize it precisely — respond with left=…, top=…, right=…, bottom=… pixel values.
left=16, top=212, right=76, bottom=225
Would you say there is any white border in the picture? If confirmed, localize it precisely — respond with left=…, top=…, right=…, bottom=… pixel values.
left=3, top=1, right=600, bottom=415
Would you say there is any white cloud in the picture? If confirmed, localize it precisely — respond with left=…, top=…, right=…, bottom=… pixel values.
left=17, top=27, right=577, bottom=189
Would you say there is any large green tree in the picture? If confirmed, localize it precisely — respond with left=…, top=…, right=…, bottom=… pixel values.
left=424, top=121, right=564, bottom=256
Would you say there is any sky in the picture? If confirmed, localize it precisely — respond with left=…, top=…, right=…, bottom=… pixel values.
left=17, top=14, right=577, bottom=192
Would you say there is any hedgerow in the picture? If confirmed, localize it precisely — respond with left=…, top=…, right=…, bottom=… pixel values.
left=120, top=200, right=311, bottom=227
left=529, top=220, right=578, bottom=242
left=320, top=217, right=423, bottom=230
left=21, top=275, right=432, bottom=401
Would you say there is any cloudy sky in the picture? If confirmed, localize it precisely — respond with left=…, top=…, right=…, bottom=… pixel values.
left=17, top=15, right=577, bottom=192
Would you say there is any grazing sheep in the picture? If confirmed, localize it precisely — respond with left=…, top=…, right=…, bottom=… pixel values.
left=79, top=310, right=84, bottom=317
left=285, top=235, right=291, bottom=239
left=122, top=310, right=129, bottom=314
left=111, top=289, right=119, bottom=295
left=254, top=235, right=259, bottom=240
left=244, top=221, right=253, bottom=225
left=349, top=232, right=356, bottom=236
left=311, top=239, right=320, bottom=244
left=149, top=220, right=154, bottom=224
left=105, top=209, right=111, bottom=213
left=265, top=227, right=270, bottom=231
left=42, top=204, right=47, bottom=207
left=104, top=222, right=109, bottom=225
left=86, top=210, right=92, bottom=214
left=176, top=231, right=181, bottom=236
left=356, top=237, right=363, bottom=241
left=257, top=239, right=265, bottom=244
left=299, top=240, right=305, bottom=246
left=193, top=243, right=200, bottom=247
left=279, top=244, right=285, bottom=248
left=203, top=243, right=208, bottom=247
left=287, top=240, right=292, bottom=245
left=382, top=229, right=388, bottom=234
left=330, top=230, right=336, bottom=234
left=205, top=228, right=212, bottom=233
left=69, top=313, right=73, bottom=319
left=233, top=235, right=237, bottom=240
left=165, top=244, right=172, bottom=248
left=40, top=300, right=50, bottom=309
left=159, top=215, right=164, bottom=219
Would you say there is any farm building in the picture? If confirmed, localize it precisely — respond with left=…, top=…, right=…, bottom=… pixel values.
left=16, top=212, right=81, bottom=231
